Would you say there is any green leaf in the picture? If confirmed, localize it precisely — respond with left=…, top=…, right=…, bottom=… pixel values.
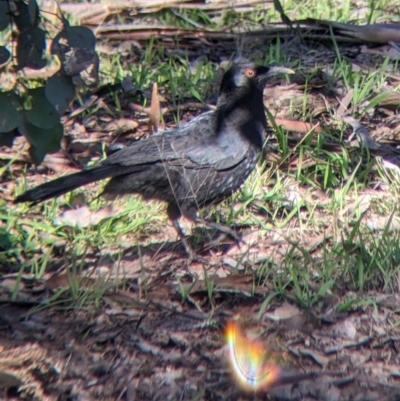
left=65, top=25, right=96, bottom=49
left=317, top=280, right=335, bottom=296
left=13, top=0, right=34, bottom=30
left=23, top=87, right=60, bottom=129
left=189, top=86, right=203, bottom=102
left=18, top=119, right=63, bottom=165
left=16, top=26, right=46, bottom=70
left=28, top=0, right=39, bottom=26
left=0, top=1, right=10, bottom=31
left=62, top=48, right=97, bottom=77
left=28, top=145, right=47, bottom=165
left=0, top=91, right=21, bottom=133
left=0, top=228, right=12, bottom=251
left=0, top=370, right=23, bottom=389
left=0, top=46, right=10, bottom=64
left=51, top=26, right=96, bottom=54
left=45, top=72, right=76, bottom=116
left=46, top=124, right=64, bottom=153
left=0, top=130, right=16, bottom=147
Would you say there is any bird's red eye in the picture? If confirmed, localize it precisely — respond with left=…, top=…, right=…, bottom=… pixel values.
left=245, top=68, right=256, bottom=78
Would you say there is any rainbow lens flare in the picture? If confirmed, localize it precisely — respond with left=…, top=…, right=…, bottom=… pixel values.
left=226, top=321, right=280, bottom=391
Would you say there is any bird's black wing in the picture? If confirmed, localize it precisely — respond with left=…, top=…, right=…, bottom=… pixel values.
left=102, top=134, right=177, bottom=167
left=171, top=113, right=252, bottom=170
left=103, top=112, right=251, bottom=171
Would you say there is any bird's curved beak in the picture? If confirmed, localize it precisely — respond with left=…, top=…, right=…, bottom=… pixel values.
left=257, top=66, right=295, bottom=78
left=267, top=66, right=295, bottom=77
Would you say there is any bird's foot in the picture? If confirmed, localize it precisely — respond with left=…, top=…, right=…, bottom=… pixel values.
left=195, top=218, right=244, bottom=247
left=187, top=252, right=211, bottom=265
left=209, top=232, right=240, bottom=248
left=172, top=219, right=211, bottom=264
left=181, top=236, right=210, bottom=265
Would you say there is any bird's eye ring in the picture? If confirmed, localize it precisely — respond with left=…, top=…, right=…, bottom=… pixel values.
left=245, top=68, right=256, bottom=78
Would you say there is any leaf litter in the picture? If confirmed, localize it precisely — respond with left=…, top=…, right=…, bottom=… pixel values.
left=2, top=1, right=400, bottom=400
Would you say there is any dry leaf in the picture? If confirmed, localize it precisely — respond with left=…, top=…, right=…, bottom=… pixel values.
left=148, top=82, right=161, bottom=134
left=265, top=303, right=300, bottom=321
left=55, top=205, right=117, bottom=227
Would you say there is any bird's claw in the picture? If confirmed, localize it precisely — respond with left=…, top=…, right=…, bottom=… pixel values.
left=179, top=235, right=211, bottom=265
left=187, top=252, right=211, bottom=265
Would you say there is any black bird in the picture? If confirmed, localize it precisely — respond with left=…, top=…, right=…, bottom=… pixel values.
left=15, top=60, right=293, bottom=260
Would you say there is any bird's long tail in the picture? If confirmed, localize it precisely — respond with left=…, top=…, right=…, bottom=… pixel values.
left=14, top=165, right=118, bottom=204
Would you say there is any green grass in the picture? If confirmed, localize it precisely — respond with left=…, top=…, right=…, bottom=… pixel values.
left=2, top=0, right=400, bottom=313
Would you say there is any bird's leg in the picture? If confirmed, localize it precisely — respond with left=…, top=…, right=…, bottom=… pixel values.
left=167, top=203, right=209, bottom=264
left=183, top=207, right=243, bottom=247
left=171, top=219, right=208, bottom=264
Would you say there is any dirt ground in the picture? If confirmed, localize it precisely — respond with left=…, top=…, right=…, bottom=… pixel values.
left=1, top=241, right=400, bottom=400
left=2, top=4, right=400, bottom=400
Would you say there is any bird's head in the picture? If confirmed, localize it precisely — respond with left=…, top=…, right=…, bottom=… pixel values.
left=219, top=60, right=294, bottom=99
left=215, top=60, right=294, bottom=147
